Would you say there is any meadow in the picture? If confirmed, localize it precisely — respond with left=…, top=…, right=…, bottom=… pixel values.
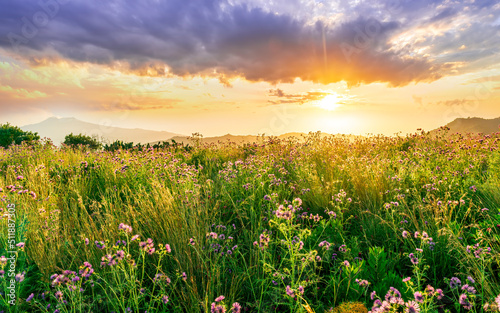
left=1, top=130, right=500, bottom=312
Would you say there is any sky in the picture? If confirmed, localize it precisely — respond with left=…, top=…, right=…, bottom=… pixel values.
left=0, top=0, right=499, bottom=136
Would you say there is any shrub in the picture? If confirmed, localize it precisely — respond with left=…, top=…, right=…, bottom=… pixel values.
left=0, top=123, right=40, bottom=148
left=63, top=133, right=101, bottom=150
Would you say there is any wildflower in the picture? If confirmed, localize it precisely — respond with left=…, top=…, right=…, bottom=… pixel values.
left=298, top=285, right=304, bottom=295
left=16, top=175, right=23, bottom=180
left=435, top=289, right=444, bottom=300
left=425, top=285, right=435, bottom=295
left=286, top=285, right=295, bottom=298
left=405, top=300, right=420, bottom=313
left=450, top=277, right=461, bottom=289
left=131, top=234, right=140, bottom=241
left=55, top=290, right=63, bottom=301
left=414, top=291, right=424, bottom=303
left=402, top=231, right=409, bottom=238
left=414, top=231, right=419, bottom=238
left=385, top=287, right=402, bottom=302
left=459, top=294, right=472, bottom=310
left=165, top=244, right=171, bottom=253
left=343, top=260, right=350, bottom=267
left=95, top=241, right=105, bottom=249
left=15, top=272, right=25, bottom=282
left=16, top=242, right=25, bottom=249
left=495, top=294, right=500, bottom=308
left=355, top=279, right=370, bottom=287
left=215, top=295, right=225, bottom=302
left=84, top=238, right=89, bottom=245
left=370, top=291, right=377, bottom=300
left=231, top=302, right=242, bottom=313
left=189, top=238, right=196, bottom=246
left=118, top=223, right=133, bottom=233
left=264, top=195, right=271, bottom=201
left=211, top=302, right=226, bottom=313
left=161, top=295, right=169, bottom=304
left=403, top=277, right=411, bottom=283
left=26, top=293, right=34, bottom=302
left=182, top=272, right=187, bottom=281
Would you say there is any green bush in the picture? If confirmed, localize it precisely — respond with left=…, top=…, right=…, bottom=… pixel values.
left=63, top=133, right=101, bottom=150
left=0, top=123, right=40, bottom=148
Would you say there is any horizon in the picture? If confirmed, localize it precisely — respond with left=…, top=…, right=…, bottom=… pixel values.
left=1, top=1, right=499, bottom=136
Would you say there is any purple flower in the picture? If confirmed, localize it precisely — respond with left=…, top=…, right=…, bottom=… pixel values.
left=84, top=238, right=89, bottom=245
left=405, top=301, right=420, bottom=313
left=450, top=277, right=461, bottom=289
left=26, top=293, right=34, bottom=302
left=16, top=175, right=23, bottom=180
left=118, top=223, right=133, bottom=233
left=459, top=293, right=472, bottom=310
left=298, top=285, right=304, bottom=295
left=215, top=295, right=225, bottom=302
left=403, top=277, right=411, bottom=283
left=211, top=302, right=226, bottom=313
left=55, top=290, right=63, bottom=301
left=370, top=291, right=377, bottom=300
left=414, top=291, right=424, bottom=303
left=286, top=285, right=295, bottom=298
left=231, top=302, right=241, bottom=313
left=131, top=234, right=140, bottom=241
left=467, top=276, right=475, bottom=284
left=15, top=272, right=25, bottom=282
left=343, top=260, right=350, bottom=267
left=162, top=295, right=169, bottom=304
left=402, top=231, right=409, bottom=238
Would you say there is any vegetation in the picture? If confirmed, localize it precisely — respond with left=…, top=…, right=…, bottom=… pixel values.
left=1, top=130, right=500, bottom=312
left=0, top=124, right=39, bottom=148
left=63, top=133, right=101, bottom=150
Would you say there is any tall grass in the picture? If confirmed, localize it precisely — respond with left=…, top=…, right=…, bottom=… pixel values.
left=1, top=131, right=500, bottom=312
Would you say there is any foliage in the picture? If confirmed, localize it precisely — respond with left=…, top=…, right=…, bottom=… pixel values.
left=63, top=133, right=101, bottom=150
left=0, top=123, right=39, bottom=148
left=1, top=130, right=500, bottom=312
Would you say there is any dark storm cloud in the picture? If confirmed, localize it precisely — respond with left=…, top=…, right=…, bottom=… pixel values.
left=0, top=0, right=498, bottom=86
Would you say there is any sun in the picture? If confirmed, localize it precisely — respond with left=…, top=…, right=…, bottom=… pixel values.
left=317, top=94, right=342, bottom=111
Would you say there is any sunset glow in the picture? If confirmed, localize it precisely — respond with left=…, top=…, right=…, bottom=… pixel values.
left=0, top=0, right=498, bottom=136
left=317, top=94, right=343, bottom=111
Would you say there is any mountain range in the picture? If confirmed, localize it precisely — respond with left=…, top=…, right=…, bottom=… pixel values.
left=20, top=116, right=500, bottom=146
left=21, top=117, right=182, bottom=145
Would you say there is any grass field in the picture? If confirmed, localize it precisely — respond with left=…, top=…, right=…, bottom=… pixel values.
left=1, top=130, right=500, bottom=312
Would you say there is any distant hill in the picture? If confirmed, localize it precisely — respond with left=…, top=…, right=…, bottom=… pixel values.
left=435, top=117, right=500, bottom=135
left=22, top=117, right=182, bottom=145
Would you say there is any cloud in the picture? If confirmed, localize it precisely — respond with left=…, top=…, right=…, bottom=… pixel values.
left=436, top=99, right=474, bottom=107
left=267, top=88, right=331, bottom=104
left=0, top=0, right=476, bottom=87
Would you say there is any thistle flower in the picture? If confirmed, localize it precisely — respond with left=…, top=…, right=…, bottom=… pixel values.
left=118, top=223, right=133, bottom=233
left=215, top=295, right=225, bottom=302
left=414, top=291, right=424, bottom=303
left=450, top=277, right=461, bottom=289
left=231, top=302, right=241, bottom=313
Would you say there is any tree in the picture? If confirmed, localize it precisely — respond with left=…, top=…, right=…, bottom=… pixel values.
left=63, top=133, right=101, bottom=150
left=0, top=123, right=40, bottom=148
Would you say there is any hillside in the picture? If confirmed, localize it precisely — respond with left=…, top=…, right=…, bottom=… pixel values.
left=21, top=117, right=182, bottom=145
